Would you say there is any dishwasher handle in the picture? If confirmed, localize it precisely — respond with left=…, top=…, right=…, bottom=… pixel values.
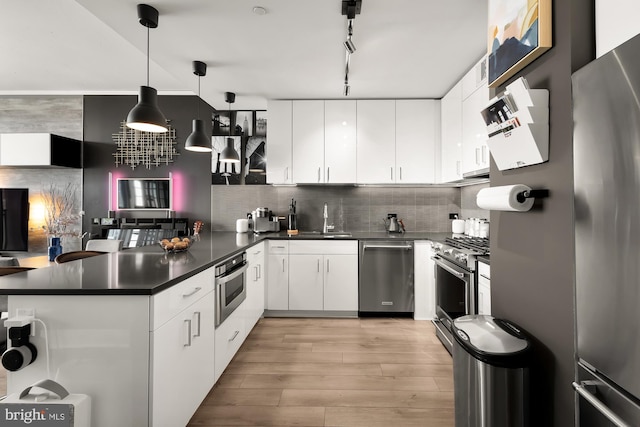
left=362, top=243, right=413, bottom=250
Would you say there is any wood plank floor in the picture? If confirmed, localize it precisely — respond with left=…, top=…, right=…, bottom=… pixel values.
left=0, top=318, right=454, bottom=426
left=188, top=317, right=454, bottom=427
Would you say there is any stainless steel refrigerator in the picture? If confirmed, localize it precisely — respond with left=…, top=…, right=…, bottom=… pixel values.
left=573, top=32, right=640, bottom=426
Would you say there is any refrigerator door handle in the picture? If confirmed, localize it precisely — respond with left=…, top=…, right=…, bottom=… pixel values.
left=573, top=381, right=631, bottom=427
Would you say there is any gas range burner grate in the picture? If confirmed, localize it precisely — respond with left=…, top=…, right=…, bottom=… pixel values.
left=445, top=236, right=490, bottom=254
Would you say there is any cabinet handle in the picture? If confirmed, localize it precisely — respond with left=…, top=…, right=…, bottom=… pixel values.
left=317, top=167, right=321, bottom=183
left=272, top=245, right=286, bottom=249
left=253, top=250, right=262, bottom=255
left=182, top=287, right=202, bottom=298
left=257, top=264, right=261, bottom=279
left=282, top=258, right=285, bottom=272
left=456, top=160, right=461, bottom=176
left=390, top=167, right=393, bottom=181
left=317, top=258, right=320, bottom=272
left=482, top=145, right=487, bottom=163
left=193, top=312, right=201, bottom=338
left=285, top=167, right=289, bottom=182
left=229, top=330, right=240, bottom=342
left=399, top=167, right=403, bottom=181
left=327, top=167, right=330, bottom=182
left=326, top=258, right=330, bottom=273
left=475, top=147, right=481, bottom=165
left=254, top=266, right=259, bottom=281
left=184, top=319, right=192, bottom=347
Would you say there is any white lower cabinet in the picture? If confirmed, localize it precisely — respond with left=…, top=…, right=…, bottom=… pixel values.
left=214, top=302, right=246, bottom=382
left=287, top=240, right=358, bottom=312
left=267, top=241, right=289, bottom=310
left=413, top=241, right=436, bottom=320
left=477, top=261, right=491, bottom=315
left=246, top=242, right=266, bottom=330
left=151, top=291, right=215, bottom=427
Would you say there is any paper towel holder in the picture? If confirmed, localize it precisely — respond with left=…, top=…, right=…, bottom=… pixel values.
left=516, top=189, right=549, bottom=203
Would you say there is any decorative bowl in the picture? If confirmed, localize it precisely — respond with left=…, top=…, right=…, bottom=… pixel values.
left=159, top=237, right=192, bottom=253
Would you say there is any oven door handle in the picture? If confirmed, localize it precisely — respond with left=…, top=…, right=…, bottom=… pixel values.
left=432, top=257, right=466, bottom=278
left=216, top=262, right=248, bottom=285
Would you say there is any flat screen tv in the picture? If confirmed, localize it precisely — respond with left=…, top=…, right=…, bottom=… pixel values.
left=117, top=178, right=171, bottom=210
left=0, top=188, right=29, bottom=251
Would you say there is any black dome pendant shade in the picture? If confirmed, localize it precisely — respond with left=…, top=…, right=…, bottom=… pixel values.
left=221, top=137, right=240, bottom=163
left=126, top=4, right=168, bottom=133
left=185, top=60, right=212, bottom=152
left=219, top=92, right=240, bottom=163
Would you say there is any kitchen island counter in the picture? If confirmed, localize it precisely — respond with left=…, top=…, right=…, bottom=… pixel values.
left=0, top=231, right=452, bottom=295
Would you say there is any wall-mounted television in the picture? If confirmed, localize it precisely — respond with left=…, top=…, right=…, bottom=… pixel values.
left=117, top=178, right=171, bottom=210
left=0, top=188, right=29, bottom=251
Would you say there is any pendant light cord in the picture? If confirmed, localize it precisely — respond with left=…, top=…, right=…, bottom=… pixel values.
left=146, top=26, right=150, bottom=86
left=196, top=76, right=201, bottom=119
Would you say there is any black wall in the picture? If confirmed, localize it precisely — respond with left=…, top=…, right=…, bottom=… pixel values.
left=82, top=95, right=214, bottom=238
left=490, top=1, right=594, bottom=426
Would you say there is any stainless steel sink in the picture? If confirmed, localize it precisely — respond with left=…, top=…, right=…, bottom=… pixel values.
left=323, top=233, right=352, bottom=238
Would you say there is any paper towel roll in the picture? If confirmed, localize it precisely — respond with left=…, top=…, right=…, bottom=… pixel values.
left=476, top=184, right=535, bottom=212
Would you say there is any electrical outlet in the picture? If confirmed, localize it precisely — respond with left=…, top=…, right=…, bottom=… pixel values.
left=449, top=213, right=459, bottom=219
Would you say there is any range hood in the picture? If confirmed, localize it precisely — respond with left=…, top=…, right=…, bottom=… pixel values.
left=463, top=167, right=490, bottom=179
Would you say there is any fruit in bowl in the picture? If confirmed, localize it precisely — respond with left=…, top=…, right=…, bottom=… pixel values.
left=160, top=237, right=191, bottom=253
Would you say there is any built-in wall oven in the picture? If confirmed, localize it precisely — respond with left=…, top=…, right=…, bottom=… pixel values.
left=431, top=237, right=489, bottom=354
left=214, top=251, right=248, bottom=327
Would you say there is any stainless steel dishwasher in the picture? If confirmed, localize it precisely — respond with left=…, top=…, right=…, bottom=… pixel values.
left=359, top=240, right=414, bottom=314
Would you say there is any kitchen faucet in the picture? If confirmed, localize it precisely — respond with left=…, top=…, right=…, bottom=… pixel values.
left=322, top=202, right=333, bottom=233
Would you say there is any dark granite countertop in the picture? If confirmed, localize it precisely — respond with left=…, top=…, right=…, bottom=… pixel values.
left=0, top=231, right=452, bottom=296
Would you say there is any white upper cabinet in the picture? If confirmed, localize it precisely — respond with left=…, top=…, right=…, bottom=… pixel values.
left=461, top=85, right=490, bottom=175
left=266, top=100, right=293, bottom=184
left=440, top=81, right=463, bottom=182
left=395, top=99, right=439, bottom=184
left=324, top=100, right=357, bottom=183
left=356, top=100, right=396, bottom=184
left=292, top=100, right=325, bottom=183
left=596, top=0, right=640, bottom=57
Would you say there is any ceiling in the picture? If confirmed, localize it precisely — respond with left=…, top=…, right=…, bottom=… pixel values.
left=0, top=0, right=488, bottom=110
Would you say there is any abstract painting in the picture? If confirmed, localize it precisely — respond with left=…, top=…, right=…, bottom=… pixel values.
left=487, top=0, right=551, bottom=88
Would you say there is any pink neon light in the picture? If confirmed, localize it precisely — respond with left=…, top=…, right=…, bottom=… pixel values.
left=110, top=171, right=124, bottom=211
left=171, top=171, right=184, bottom=212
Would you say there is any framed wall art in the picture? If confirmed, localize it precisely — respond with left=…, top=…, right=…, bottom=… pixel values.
left=487, top=0, right=552, bottom=88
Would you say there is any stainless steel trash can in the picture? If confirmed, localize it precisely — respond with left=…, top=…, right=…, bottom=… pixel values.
left=452, top=315, right=531, bottom=427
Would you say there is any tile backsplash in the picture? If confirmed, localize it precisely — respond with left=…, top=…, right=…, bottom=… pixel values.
left=212, top=184, right=487, bottom=233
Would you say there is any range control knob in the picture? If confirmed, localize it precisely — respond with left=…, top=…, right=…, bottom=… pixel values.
left=444, top=249, right=454, bottom=255
left=455, top=253, right=468, bottom=263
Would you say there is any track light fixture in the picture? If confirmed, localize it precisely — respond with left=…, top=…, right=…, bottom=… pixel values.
left=341, top=0, right=362, bottom=96
left=185, top=60, right=212, bottom=152
left=126, top=4, right=168, bottom=133
left=219, top=92, right=240, bottom=163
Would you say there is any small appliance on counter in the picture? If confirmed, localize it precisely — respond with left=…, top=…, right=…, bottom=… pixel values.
left=383, top=213, right=404, bottom=233
left=251, top=207, right=280, bottom=234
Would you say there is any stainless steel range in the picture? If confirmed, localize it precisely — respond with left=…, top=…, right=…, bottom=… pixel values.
left=431, top=236, right=490, bottom=354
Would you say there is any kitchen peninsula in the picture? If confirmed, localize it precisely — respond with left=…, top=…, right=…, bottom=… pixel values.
left=0, top=231, right=448, bottom=427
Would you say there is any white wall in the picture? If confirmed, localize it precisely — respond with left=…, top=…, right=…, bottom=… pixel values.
left=596, top=0, right=640, bottom=57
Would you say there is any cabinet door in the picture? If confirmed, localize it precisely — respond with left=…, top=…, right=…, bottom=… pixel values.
left=325, top=100, right=357, bottom=183
left=214, top=303, right=246, bottom=382
left=289, top=254, right=324, bottom=310
left=292, top=100, right=325, bottom=183
left=323, top=254, right=358, bottom=311
left=267, top=253, right=288, bottom=310
left=356, top=100, right=396, bottom=184
left=441, top=82, right=463, bottom=182
left=461, top=85, right=490, bottom=174
left=413, top=241, right=436, bottom=320
left=477, top=276, right=491, bottom=315
left=246, top=242, right=265, bottom=332
left=266, top=100, right=293, bottom=184
left=395, top=100, right=439, bottom=183
left=151, top=292, right=215, bottom=427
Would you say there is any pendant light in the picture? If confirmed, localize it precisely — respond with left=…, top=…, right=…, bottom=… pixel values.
left=185, top=61, right=212, bottom=152
left=219, top=92, right=240, bottom=163
left=126, top=4, right=168, bottom=133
